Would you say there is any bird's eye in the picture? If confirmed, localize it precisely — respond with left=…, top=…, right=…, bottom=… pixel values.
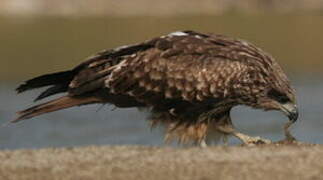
left=267, top=89, right=290, bottom=104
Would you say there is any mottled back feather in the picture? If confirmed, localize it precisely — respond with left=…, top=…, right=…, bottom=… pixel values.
left=14, top=30, right=296, bottom=145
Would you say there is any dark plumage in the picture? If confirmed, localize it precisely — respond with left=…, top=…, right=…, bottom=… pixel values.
left=14, top=30, right=298, bottom=146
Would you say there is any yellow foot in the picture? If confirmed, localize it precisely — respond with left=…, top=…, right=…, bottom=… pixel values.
left=232, top=132, right=271, bottom=146
left=243, top=136, right=272, bottom=146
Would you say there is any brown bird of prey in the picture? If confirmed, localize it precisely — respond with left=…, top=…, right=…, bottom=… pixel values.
left=14, top=30, right=298, bottom=147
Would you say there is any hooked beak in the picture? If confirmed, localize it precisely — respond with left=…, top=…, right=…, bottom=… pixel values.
left=281, top=103, right=299, bottom=123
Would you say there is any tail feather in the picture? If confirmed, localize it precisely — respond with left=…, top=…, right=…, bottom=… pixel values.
left=16, top=70, right=74, bottom=93
left=12, top=96, right=101, bottom=123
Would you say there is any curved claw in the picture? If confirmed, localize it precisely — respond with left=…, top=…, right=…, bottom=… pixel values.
left=243, top=136, right=272, bottom=146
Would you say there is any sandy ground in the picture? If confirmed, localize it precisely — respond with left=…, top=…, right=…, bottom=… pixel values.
left=0, top=144, right=322, bottom=180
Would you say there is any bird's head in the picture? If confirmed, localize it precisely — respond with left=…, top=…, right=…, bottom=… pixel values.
left=256, top=88, right=298, bottom=123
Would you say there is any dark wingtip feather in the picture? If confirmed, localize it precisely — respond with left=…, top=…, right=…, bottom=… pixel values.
left=33, top=84, right=67, bottom=102
left=16, top=82, right=29, bottom=93
left=15, top=70, right=74, bottom=94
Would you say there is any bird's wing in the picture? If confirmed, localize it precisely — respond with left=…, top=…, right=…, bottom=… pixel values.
left=67, top=43, right=153, bottom=96
left=106, top=32, right=252, bottom=103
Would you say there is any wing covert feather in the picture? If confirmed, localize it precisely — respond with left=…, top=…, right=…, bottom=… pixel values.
left=106, top=48, right=249, bottom=103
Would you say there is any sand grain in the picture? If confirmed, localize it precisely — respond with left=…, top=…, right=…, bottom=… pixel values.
left=0, top=144, right=322, bottom=180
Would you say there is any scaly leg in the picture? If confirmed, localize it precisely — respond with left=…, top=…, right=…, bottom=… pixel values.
left=216, top=126, right=271, bottom=145
left=199, top=139, right=208, bottom=148
left=200, top=107, right=272, bottom=146
left=231, top=131, right=271, bottom=145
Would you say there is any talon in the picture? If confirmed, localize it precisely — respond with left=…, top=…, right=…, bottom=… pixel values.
left=232, top=132, right=272, bottom=146
left=244, top=137, right=271, bottom=145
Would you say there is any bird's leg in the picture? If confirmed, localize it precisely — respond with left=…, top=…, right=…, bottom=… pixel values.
left=222, top=135, right=229, bottom=146
left=200, top=105, right=271, bottom=146
left=216, top=126, right=271, bottom=145
left=193, top=137, right=208, bottom=148
left=231, top=131, right=271, bottom=145
left=199, top=139, right=208, bottom=148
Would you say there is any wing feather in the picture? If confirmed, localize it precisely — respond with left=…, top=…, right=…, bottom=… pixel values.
left=67, top=43, right=153, bottom=96
left=106, top=34, right=251, bottom=104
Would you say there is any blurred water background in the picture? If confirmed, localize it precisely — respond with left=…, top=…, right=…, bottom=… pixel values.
left=1, top=0, right=323, bottom=149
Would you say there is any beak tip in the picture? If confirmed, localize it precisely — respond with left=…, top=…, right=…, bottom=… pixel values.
left=288, top=110, right=299, bottom=123
left=282, top=103, right=299, bottom=123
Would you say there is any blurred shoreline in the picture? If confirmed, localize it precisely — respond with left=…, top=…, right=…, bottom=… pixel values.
left=1, top=0, right=323, bottom=17
left=1, top=14, right=323, bottom=81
